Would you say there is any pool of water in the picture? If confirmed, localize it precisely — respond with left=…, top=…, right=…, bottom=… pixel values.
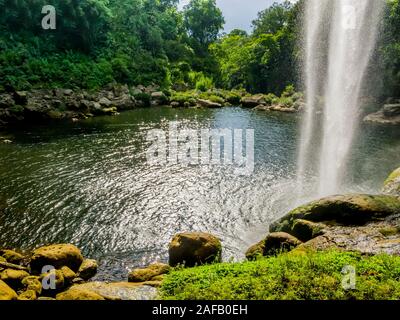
left=0, top=107, right=399, bottom=280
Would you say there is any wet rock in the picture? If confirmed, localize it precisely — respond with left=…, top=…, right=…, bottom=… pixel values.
left=60, top=266, right=76, bottom=284
left=246, top=232, right=302, bottom=259
left=13, top=91, right=28, bottom=105
left=113, top=94, right=136, bottom=111
left=63, top=89, right=73, bottom=96
left=38, top=296, right=56, bottom=300
left=297, top=219, right=400, bottom=255
left=290, top=219, right=325, bottom=242
left=66, top=282, right=158, bottom=300
left=383, top=167, right=400, bottom=198
left=77, top=259, right=98, bottom=280
left=0, top=94, right=15, bottom=108
left=21, top=276, right=42, bottom=295
left=245, top=240, right=265, bottom=260
left=169, top=232, right=222, bottom=267
left=151, top=91, right=168, bottom=106
left=0, top=249, right=24, bottom=264
left=270, top=194, right=400, bottom=234
left=128, top=263, right=170, bottom=283
left=99, top=97, right=112, bottom=107
left=18, top=289, right=37, bottom=300
left=383, top=104, right=400, bottom=117
left=0, top=260, right=29, bottom=271
left=0, top=279, right=17, bottom=300
left=0, top=269, right=30, bottom=289
left=197, top=99, right=222, bottom=108
left=56, top=287, right=105, bottom=300
left=30, top=244, right=84, bottom=272
left=241, top=95, right=266, bottom=108
left=364, top=108, right=400, bottom=125
left=170, top=101, right=180, bottom=108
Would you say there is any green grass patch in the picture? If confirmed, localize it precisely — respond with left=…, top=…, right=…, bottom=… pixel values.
left=160, top=250, right=400, bottom=300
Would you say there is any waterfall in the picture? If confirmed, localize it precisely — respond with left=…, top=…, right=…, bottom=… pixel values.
left=297, top=0, right=385, bottom=198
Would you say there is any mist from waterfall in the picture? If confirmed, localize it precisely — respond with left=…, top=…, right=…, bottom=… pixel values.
left=297, top=0, right=385, bottom=198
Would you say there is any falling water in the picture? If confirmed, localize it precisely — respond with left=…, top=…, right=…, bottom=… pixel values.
left=297, top=0, right=385, bottom=197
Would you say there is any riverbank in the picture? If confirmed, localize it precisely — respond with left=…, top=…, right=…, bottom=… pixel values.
left=0, top=84, right=305, bottom=131
left=1, top=166, right=399, bottom=300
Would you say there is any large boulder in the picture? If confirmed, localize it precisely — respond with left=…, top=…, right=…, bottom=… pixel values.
left=270, top=194, right=400, bottom=233
left=0, top=280, right=17, bottom=300
left=382, top=167, right=400, bottom=198
left=245, top=232, right=302, bottom=260
left=128, top=263, right=170, bottom=283
left=30, top=244, right=84, bottom=272
left=168, top=232, right=222, bottom=267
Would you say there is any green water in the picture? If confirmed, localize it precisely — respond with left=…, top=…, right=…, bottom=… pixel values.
left=0, top=107, right=399, bottom=280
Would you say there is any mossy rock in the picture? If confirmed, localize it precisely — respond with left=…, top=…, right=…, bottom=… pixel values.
left=30, top=244, right=83, bottom=272
left=0, top=269, right=30, bottom=289
left=0, top=279, right=17, bottom=300
left=383, top=167, right=400, bottom=198
left=56, top=288, right=105, bottom=300
left=18, top=289, right=37, bottom=300
left=0, top=249, right=24, bottom=264
left=246, top=232, right=302, bottom=259
left=128, top=263, right=170, bottom=283
left=168, top=232, right=222, bottom=267
left=60, top=266, right=76, bottom=283
left=245, top=240, right=265, bottom=261
left=290, top=219, right=325, bottom=242
left=21, top=276, right=42, bottom=295
left=77, top=259, right=98, bottom=280
left=270, top=194, right=400, bottom=233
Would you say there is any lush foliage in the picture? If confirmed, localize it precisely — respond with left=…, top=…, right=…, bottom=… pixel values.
left=1, top=0, right=400, bottom=98
left=210, top=1, right=299, bottom=94
left=160, top=250, right=400, bottom=300
left=0, top=0, right=223, bottom=90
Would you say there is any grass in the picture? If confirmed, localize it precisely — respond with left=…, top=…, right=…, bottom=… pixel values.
left=160, top=250, right=400, bottom=300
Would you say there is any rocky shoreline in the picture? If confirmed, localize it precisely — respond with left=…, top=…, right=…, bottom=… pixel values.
left=0, top=85, right=306, bottom=131
left=364, top=102, right=400, bottom=125
left=1, top=166, right=399, bottom=300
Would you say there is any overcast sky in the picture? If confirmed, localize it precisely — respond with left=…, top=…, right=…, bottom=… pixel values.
left=178, top=0, right=283, bottom=33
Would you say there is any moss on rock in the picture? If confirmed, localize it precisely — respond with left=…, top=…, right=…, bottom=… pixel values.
left=0, top=269, right=30, bottom=289
left=77, top=259, right=98, bottom=280
left=0, top=249, right=24, bottom=264
left=128, top=263, right=170, bottom=283
left=270, top=194, right=400, bottom=234
left=169, top=232, right=222, bottom=267
left=30, top=244, right=84, bottom=272
left=291, top=219, right=325, bottom=242
left=383, top=167, right=400, bottom=198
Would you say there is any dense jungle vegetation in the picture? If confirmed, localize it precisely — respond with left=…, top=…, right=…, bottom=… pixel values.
left=1, top=0, right=400, bottom=97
